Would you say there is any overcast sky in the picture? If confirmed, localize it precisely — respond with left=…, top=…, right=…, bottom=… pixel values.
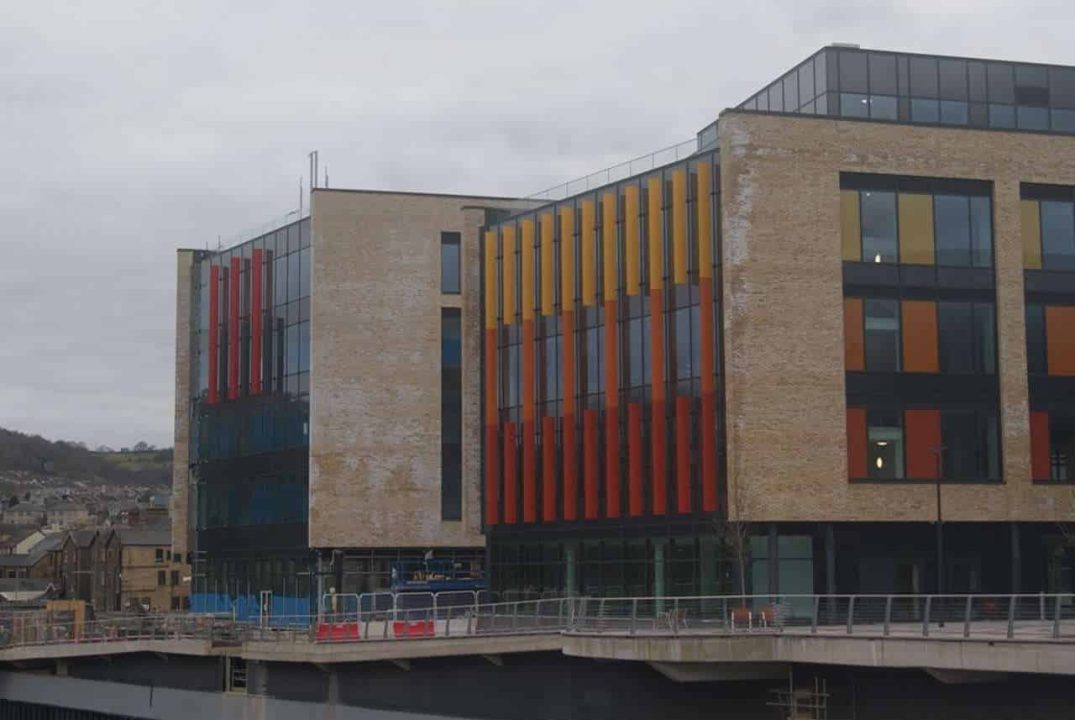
left=1, top=0, right=1071, bottom=449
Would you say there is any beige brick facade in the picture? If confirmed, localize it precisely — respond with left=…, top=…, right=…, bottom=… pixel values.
left=719, top=110, right=1075, bottom=523
left=171, top=250, right=194, bottom=558
left=308, top=190, right=535, bottom=549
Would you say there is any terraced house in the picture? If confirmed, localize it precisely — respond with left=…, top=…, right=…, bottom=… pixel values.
left=175, top=45, right=1075, bottom=611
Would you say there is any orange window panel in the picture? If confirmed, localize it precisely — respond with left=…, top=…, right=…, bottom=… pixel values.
left=904, top=409, right=941, bottom=479
left=1030, top=411, right=1051, bottom=481
left=624, top=185, right=641, bottom=296
left=901, top=300, right=938, bottom=373
left=846, top=407, right=867, bottom=479
left=1045, top=305, right=1075, bottom=376
left=844, top=298, right=865, bottom=371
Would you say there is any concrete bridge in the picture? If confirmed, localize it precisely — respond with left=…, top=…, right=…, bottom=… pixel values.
left=2, top=594, right=1074, bottom=719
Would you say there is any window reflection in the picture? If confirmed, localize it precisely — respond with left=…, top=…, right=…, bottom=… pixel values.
left=868, top=409, right=904, bottom=479
left=860, top=191, right=898, bottom=263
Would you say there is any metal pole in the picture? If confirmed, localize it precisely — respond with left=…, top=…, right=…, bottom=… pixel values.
left=932, top=447, right=946, bottom=598
left=883, top=595, right=892, bottom=637
left=1053, top=594, right=1062, bottom=640
left=1007, top=595, right=1017, bottom=639
left=846, top=596, right=855, bottom=635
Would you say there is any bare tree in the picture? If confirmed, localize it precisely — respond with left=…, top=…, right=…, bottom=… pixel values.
left=712, top=477, right=751, bottom=597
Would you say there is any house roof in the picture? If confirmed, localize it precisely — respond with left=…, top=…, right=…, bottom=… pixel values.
left=117, top=528, right=171, bottom=547
left=69, top=529, right=97, bottom=548
left=0, top=524, right=42, bottom=548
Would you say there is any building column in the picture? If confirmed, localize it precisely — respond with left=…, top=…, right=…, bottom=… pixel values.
left=825, top=523, right=837, bottom=596
left=699, top=535, right=718, bottom=596
left=767, top=524, right=779, bottom=597
left=654, top=540, right=667, bottom=613
left=565, top=542, right=578, bottom=597
left=1011, top=523, right=1022, bottom=595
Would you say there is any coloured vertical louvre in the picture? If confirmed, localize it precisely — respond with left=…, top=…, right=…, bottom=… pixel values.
left=904, top=409, right=941, bottom=479
left=207, top=265, right=220, bottom=404
left=696, top=161, right=718, bottom=512
left=841, top=190, right=862, bottom=261
left=228, top=256, right=240, bottom=400
left=521, top=219, right=536, bottom=523
left=675, top=396, right=691, bottom=513
left=1031, top=411, right=1051, bottom=481
left=624, top=184, right=641, bottom=296
left=672, top=169, right=687, bottom=285
left=603, top=192, right=620, bottom=518
left=1046, top=305, right=1075, bottom=375
left=583, top=409, right=598, bottom=520
left=846, top=407, right=867, bottom=479
left=628, top=403, right=643, bottom=516
left=483, top=231, right=500, bottom=526
left=502, top=224, right=516, bottom=325
left=844, top=298, right=865, bottom=371
left=898, top=193, right=934, bottom=265
left=503, top=422, right=518, bottom=525
left=648, top=175, right=668, bottom=515
left=250, top=249, right=263, bottom=395
left=542, top=415, right=557, bottom=521
left=541, top=213, right=555, bottom=316
left=581, top=199, right=596, bottom=307
left=560, top=207, right=578, bottom=521
left=901, top=300, right=939, bottom=373
left=1022, top=199, right=1042, bottom=270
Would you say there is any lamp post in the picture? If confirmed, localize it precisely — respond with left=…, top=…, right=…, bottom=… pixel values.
left=931, top=445, right=947, bottom=598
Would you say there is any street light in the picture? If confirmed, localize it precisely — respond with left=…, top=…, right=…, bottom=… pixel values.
left=930, top=445, right=948, bottom=599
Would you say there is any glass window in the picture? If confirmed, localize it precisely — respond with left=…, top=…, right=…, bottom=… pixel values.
left=1051, top=67, right=1075, bottom=109
left=968, top=62, right=988, bottom=102
left=911, top=98, right=940, bottom=123
left=286, top=325, right=300, bottom=375
left=860, top=191, right=898, bottom=263
left=938, top=59, right=967, bottom=100
left=909, top=56, right=939, bottom=98
left=938, top=301, right=973, bottom=373
left=943, top=411, right=998, bottom=480
left=1053, top=109, right=1075, bottom=133
left=1041, top=201, right=1075, bottom=270
left=989, top=104, right=1016, bottom=128
left=298, top=320, right=310, bottom=372
left=938, top=302, right=994, bottom=374
left=868, top=408, right=904, bottom=479
left=1026, top=303, right=1047, bottom=374
left=969, top=196, right=993, bottom=267
left=1018, top=106, right=1050, bottom=130
left=1050, top=414, right=1075, bottom=481
left=287, top=251, right=301, bottom=301
left=815, top=51, right=828, bottom=96
left=783, top=71, right=799, bottom=111
left=865, top=299, right=901, bottom=372
left=839, top=50, right=869, bottom=93
left=799, top=60, right=815, bottom=104
left=674, top=306, right=692, bottom=381
left=840, top=93, right=869, bottom=118
left=441, top=308, right=462, bottom=520
left=934, top=194, right=971, bottom=266
left=986, top=63, right=1015, bottom=103
left=870, top=95, right=898, bottom=120
left=940, top=100, right=968, bottom=125
left=869, top=53, right=898, bottom=95
left=768, top=83, right=783, bottom=113
left=440, top=231, right=461, bottom=294
left=298, top=247, right=310, bottom=298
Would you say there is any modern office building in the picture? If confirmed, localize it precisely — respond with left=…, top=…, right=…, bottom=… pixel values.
left=481, top=45, right=1075, bottom=598
left=175, top=44, right=1075, bottom=611
left=173, top=189, right=536, bottom=614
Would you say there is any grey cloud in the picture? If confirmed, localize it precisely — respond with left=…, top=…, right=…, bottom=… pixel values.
left=1, top=0, right=1072, bottom=447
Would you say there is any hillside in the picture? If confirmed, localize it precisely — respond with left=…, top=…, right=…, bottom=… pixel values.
left=0, top=428, right=171, bottom=487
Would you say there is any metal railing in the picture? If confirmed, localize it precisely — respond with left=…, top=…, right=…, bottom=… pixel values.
left=5, top=594, right=1075, bottom=652
left=251, top=597, right=575, bottom=644
left=567, top=593, right=1075, bottom=641
left=526, top=139, right=698, bottom=201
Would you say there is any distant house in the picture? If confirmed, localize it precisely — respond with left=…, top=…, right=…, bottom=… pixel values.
left=117, top=527, right=187, bottom=612
left=0, top=504, right=45, bottom=527
left=0, top=525, right=46, bottom=556
left=45, top=502, right=91, bottom=531
left=0, top=532, right=64, bottom=583
left=59, top=529, right=99, bottom=603
left=0, top=578, right=57, bottom=606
